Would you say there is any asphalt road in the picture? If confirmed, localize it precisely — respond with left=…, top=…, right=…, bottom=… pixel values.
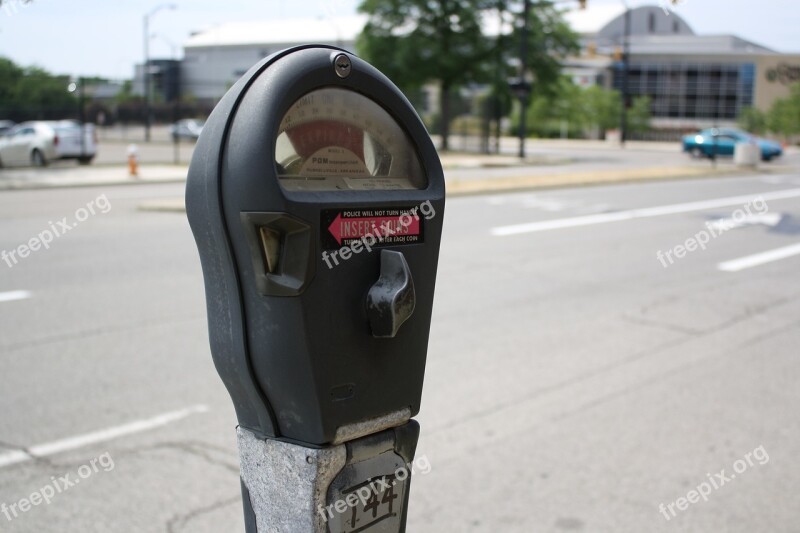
left=1, top=171, right=799, bottom=532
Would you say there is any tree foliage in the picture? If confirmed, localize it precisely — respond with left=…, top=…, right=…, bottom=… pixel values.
left=357, top=0, right=494, bottom=150
left=582, top=85, right=620, bottom=132
left=503, top=1, right=580, bottom=97
left=0, top=57, right=78, bottom=120
left=513, top=78, right=650, bottom=138
left=738, top=106, right=767, bottom=135
left=627, top=95, right=652, bottom=134
left=357, top=0, right=578, bottom=150
left=765, top=83, right=800, bottom=139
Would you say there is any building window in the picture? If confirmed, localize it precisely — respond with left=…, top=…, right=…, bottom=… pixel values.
left=673, top=20, right=679, bottom=33
left=649, top=13, right=656, bottom=33
left=612, top=62, right=756, bottom=121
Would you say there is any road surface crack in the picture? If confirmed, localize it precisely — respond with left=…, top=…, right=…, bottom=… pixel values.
left=116, top=440, right=240, bottom=474
left=165, top=495, right=241, bottom=533
left=0, top=315, right=205, bottom=355
left=430, top=291, right=800, bottom=435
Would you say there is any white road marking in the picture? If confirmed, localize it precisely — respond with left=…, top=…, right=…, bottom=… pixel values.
left=521, top=198, right=568, bottom=211
left=706, top=212, right=783, bottom=231
left=0, top=290, right=31, bottom=303
left=0, top=405, right=209, bottom=470
left=760, top=176, right=800, bottom=186
left=717, top=243, right=800, bottom=272
left=489, top=194, right=613, bottom=214
left=0, top=451, right=30, bottom=469
left=491, top=188, right=800, bottom=236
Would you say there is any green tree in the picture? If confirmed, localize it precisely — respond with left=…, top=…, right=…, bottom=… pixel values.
left=0, top=57, right=24, bottom=106
left=738, top=106, right=767, bottom=134
left=357, top=0, right=578, bottom=150
left=766, top=83, right=800, bottom=139
left=515, top=80, right=625, bottom=139
left=357, top=0, right=494, bottom=151
left=14, top=67, right=75, bottom=113
left=0, top=57, right=78, bottom=119
left=767, top=99, right=794, bottom=138
left=581, top=85, right=620, bottom=133
left=628, top=95, right=651, bottom=134
left=490, top=1, right=579, bottom=141
left=528, top=77, right=582, bottom=137
left=114, top=80, right=136, bottom=104
left=506, top=1, right=580, bottom=97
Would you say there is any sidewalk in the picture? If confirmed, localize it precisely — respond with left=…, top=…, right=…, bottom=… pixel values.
left=137, top=163, right=748, bottom=213
left=0, top=149, right=770, bottom=195
left=0, top=164, right=188, bottom=190
left=445, top=164, right=746, bottom=195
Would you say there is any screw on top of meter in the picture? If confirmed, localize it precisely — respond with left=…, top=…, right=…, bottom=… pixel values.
left=275, top=87, right=427, bottom=191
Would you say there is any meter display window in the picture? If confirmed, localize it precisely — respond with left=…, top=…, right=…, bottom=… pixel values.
left=275, top=88, right=427, bottom=191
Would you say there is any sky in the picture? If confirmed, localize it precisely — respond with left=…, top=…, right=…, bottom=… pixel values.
left=0, top=0, right=798, bottom=80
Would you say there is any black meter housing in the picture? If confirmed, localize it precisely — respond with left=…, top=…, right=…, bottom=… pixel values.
left=187, top=46, right=445, bottom=446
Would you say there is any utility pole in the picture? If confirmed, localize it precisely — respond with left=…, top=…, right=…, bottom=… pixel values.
left=143, top=13, right=151, bottom=142
left=79, top=77, right=86, bottom=159
left=517, top=0, right=531, bottom=159
left=513, top=0, right=586, bottom=158
left=143, top=4, right=176, bottom=143
left=619, top=2, right=631, bottom=147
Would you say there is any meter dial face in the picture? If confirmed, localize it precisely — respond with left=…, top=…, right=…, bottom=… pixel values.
left=275, top=88, right=427, bottom=191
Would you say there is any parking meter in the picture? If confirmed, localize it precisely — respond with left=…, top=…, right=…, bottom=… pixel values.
left=186, top=45, right=444, bottom=532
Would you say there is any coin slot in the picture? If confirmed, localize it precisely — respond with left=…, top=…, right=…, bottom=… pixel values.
left=259, top=226, right=282, bottom=274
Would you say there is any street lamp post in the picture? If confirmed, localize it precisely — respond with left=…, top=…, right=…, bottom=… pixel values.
left=143, top=3, right=176, bottom=143
left=516, top=0, right=532, bottom=159
left=512, top=0, right=586, bottom=159
left=67, top=77, right=86, bottom=159
left=619, top=0, right=631, bottom=147
left=78, top=77, right=86, bottom=158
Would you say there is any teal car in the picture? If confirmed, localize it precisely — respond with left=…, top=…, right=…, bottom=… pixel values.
left=682, top=128, right=783, bottom=162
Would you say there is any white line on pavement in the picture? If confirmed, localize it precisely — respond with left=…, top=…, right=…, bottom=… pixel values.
left=0, top=290, right=31, bottom=303
left=0, top=451, right=30, bottom=469
left=491, top=188, right=800, bottom=236
left=706, top=212, right=783, bottom=231
left=0, top=404, right=209, bottom=470
left=717, top=243, right=800, bottom=272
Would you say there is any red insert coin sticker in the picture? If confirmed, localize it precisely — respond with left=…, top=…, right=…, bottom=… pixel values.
left=321, top=207, right=425, bottom=250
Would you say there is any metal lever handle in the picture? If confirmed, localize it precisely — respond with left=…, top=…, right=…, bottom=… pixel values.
left=366, top=250, right=415, bottom=338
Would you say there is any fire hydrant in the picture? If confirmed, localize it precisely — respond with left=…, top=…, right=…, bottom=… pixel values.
left=127, top=144, right=139, bottom=178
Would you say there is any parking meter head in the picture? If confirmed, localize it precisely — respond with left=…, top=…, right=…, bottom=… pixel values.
left=186, top=46, right=445, bottom=446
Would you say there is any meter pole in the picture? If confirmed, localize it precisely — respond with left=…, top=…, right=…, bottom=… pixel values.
left=237, top=423, right=419, bottom=533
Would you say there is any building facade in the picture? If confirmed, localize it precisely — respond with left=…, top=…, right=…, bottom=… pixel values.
left=571, top=5, right=800, bottom=130
left=134, top=7, right=799, bottom=131
left=134, top=17, right=362, bottom=103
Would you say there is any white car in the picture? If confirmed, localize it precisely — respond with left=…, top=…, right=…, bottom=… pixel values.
left=51, top=121, right=97, bottom=164
left=0, top=121, right=97, bottom=167
left=170, top=119, right=205, bottom=141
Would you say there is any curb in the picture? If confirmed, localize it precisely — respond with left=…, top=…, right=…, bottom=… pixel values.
left=446, top=166, right=753, bottom=196
left=0, top=163, right=188, bottom=191
left=137, top=165, right=755, bottom=213
left=0, top=177, right=187, bottom=192
left=138, top=198, right=187, bottom=213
